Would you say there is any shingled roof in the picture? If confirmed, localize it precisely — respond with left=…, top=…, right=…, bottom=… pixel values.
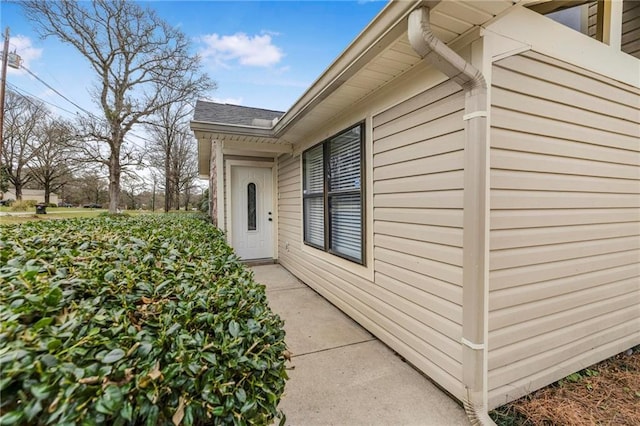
left=193, top=100, right=285, bottom=127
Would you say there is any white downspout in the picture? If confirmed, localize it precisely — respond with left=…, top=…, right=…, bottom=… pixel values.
left=408, top=7, right=493, bottom=426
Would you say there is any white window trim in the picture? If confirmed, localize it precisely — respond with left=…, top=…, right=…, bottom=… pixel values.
left=299, top=115, right=374, bottom=282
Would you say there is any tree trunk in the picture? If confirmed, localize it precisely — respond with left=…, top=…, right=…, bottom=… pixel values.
left=44, top=181, right=51, bottom=204
left=14, top=182, right=23, bottom=201
left=164, top=152, right=171, bottom=213
left=108, top=147, right=121, bottom=213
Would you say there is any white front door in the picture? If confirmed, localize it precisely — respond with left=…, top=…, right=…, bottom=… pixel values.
left=230, top=166, right=273, bottom=260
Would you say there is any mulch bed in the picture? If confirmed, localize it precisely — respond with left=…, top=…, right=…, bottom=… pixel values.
left=491, top=346, right=640, bottom=425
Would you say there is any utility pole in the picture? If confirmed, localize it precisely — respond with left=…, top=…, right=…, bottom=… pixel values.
left=0, top=27, right=21, bottom=199
left=0, top=28, right=10, bottom=198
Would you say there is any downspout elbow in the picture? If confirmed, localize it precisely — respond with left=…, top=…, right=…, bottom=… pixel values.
left=408, top=7, right=486, bottom=92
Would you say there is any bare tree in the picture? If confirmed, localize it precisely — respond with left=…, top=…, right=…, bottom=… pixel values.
left=28, top=118, right=76, bottom=204
left=22, top=0, right=214, bottom=213
left=173, top=131, right=199, bottom=210
left=120, top=171, right=147, bottom=210
left=145, top=94, right=194, bottom=212
left=1, top=90, right=48, bottom=200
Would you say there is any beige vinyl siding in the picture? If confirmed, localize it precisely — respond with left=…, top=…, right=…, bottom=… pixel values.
left=373, top=80, right=466, bottom=398
left=587, top=0, right=598, bottom=39
left=276, top=80, right=466, bottom=401
left=622, top=0, right=640, bottom=58
left=487, top=50, right=640, bottom=408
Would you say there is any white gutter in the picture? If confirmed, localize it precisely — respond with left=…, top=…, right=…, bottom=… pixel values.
left=408, top=6, right=493, bottom=426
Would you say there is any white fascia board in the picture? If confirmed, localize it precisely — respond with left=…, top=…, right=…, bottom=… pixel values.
left=222, top=140, right=292, bottom=154
left=190, top=120, right=276, bottom=138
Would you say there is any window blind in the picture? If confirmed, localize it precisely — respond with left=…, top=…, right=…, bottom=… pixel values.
left=302, top=123, right=364, bottom=264
left=303, top=144, right=324, bottom=249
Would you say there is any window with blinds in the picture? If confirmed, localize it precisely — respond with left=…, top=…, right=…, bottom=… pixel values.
left=302, top=123, right=364, bottom=264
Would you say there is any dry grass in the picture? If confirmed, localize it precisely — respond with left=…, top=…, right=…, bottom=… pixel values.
left=491, top=346, right=640, bottom=425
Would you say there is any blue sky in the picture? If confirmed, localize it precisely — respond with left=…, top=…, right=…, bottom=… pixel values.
left=1, top=0, right=388, bottom=120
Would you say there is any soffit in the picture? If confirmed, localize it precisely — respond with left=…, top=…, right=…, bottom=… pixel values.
left=280, top=0, right=516, bottom=143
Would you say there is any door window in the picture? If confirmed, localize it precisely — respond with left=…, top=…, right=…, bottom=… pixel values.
left=248, top=183, right=257, bottom=231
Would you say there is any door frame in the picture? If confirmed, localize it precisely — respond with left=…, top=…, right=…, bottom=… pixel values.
left=224, top=159, right=278, bottom=260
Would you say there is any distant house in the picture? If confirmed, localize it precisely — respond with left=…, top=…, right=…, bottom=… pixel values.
left=192, top=0, right=640, bottom=419
left=3, top=188, right=59, bottom=205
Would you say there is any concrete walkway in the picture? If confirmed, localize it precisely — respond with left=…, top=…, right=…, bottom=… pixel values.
left=251, top=264, right=469, bottom=425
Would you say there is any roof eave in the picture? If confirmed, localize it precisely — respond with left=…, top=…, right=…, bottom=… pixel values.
left=190, top=120, right=276, bottom=138
left=271, top=0, right=435, bottom=136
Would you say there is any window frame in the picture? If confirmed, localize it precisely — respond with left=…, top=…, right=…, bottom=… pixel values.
left=302, top=122, right=366, bottom=265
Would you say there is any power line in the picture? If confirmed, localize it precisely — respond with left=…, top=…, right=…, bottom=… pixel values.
left=6, top=82, right=79, bottom=116
left=19, top=63, right=99, bottom=120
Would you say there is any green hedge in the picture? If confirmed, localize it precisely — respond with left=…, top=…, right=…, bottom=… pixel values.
left=0, top=215, right=287, bottom=425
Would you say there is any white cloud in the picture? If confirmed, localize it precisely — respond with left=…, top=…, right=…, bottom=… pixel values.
left=199, top=32, right=284, bottom=68
left=209, top=96, right=243, bottom=105
left=6, top=35, right=43, bottom=75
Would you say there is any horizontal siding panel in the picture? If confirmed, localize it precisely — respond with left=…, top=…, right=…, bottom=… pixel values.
left=278, top=210, right=301, bottom=220
left=491, top=222, right=640, bottom=250
left=375, top=220, right=463, bottom=248
left=492, top=65, right=639, bottom=122
left=278, top=157, right=298, bottom=173
left=375, top=271, right=462, bottom=324
left=375, top=150, right=464, bottom=180
left=492, top=190, right=640, bottom=209
left=491, top=208, right=640, bottom=229
left=490, top=236, right=640, bottom=271
left=623, top=13, right=640, bottom=33
left=492, top=149, right=640, bottom=180
left=374, top=170, right=464, bottom=194
left=490, top=263, right=640, bottom=311
left=490, top=249, right=639, bottom=290
left=279, top=230, right=300, bottom=244
left=278, top=175, right=300, bottom=189
left=279, top=197, right=300, bottom=206
left=492, top=87, right=639, bottom=137
left=372, top=273, right=463, bottom=350
left=279, top=204, right=301, bottom=213
left=375, top=190, right=463, bottom=209
left=372, top=80, right=461, bottom=127
left=492, top=128, right=640, bottom=166
left=375, top=207, right=463, bottom=228
left=374, top=113, right=463, bottom=154
left=375, top=246, right=463, bottom=286
left=375, top=233, right=463, bottom=266
left=278, top=180, right=299, bottom=191
left=374, top=131, right=464, bottom=168
left=489, top=313, right=639, bottom=387
left=375, top=260, right=462, bottom=305
left=490, top=278, right=639, bottom=332
left=516, top=51, right=640, bottom=104
left=489, top=292, right=640, bottom=356
left=492, top=108, right=640, bottom=152
left=373, top=93, right=464, bottom=140
left=492, top=170, right=640, bottom=194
